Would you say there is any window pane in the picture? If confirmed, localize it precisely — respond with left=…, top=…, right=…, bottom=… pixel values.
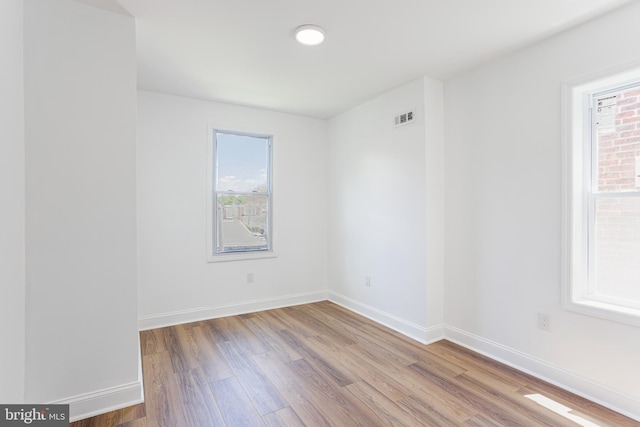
left=593, top=196, right=640, bottom=304
left=595, top=85, right=640, bottom=193
left=216, top=133, right=269, bottom=193
left=216, top=193, right=269, bottom=253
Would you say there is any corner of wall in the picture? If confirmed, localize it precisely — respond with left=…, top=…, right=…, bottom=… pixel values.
left=329, top=291, right=445, bottom=345
left=55, top=380, right=144, bottom=423
left=423, top=75, right=446, bottom=328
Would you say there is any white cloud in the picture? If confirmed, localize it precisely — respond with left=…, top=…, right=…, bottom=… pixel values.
left=218, top=175, right=264, bottom=192
left=218, top=175, right=240, bottom=191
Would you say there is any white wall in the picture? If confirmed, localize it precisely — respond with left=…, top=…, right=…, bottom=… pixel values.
left=444, top=2, right=640, bottom=418
left=423, top=78, right=445, bottom=329
left=137, top=91, right=328, bottom=327
left=24, top=0, right=140, bottom=417
left=0, top=0, right=25, bottom=404
left=327, top=77, right=444, bottom=341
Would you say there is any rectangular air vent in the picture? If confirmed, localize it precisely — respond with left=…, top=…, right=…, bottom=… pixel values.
left=393, top=109, right=415, bottom=128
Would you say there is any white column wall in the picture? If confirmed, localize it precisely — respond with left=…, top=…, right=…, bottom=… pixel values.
left=24, top=0, right=140, bottom=416
left=0, top=0, right=25, bottom=404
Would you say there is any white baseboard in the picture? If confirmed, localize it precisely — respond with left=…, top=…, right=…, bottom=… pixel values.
left=52, top=333, right=145, bottom=422
left=53, top=380, right=143, bottom=423
left=139, top=290, right=329, bottom=330
left=445, top=325, right=640, bottom=422
left=328, top=291, right=445, bottom=344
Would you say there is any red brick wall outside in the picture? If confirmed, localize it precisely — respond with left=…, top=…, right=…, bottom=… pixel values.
left=595, top=87, right=640, bottom=300
left=597, top=87, right=640, bottom=192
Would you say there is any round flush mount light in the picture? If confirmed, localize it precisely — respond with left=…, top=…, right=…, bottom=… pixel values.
left=294, top=24, right=326, bottom=46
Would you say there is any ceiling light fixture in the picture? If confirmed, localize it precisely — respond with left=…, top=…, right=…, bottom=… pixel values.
left=294, top=24, right=326, bottom=46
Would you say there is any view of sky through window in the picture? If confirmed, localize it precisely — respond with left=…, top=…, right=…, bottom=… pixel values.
left=216, top=133, right=269, bottom=193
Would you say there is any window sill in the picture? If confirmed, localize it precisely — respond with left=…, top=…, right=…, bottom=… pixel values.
left=207, top=251, right=277, bottom=263
left=563, top=298, right=640, bottom=328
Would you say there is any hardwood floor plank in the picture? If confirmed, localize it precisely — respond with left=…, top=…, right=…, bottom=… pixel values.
left=346, top=380, right=422, bottom=426
left=251, top=310, right=290, bottom=332
left=437, top=340, right=570, bottom=392
left=115, top=419, right=147, bottom=427
left=163, top=325, right=198, bottom=374
left=191, top=325, right=235, bottom=382
left=142, top=351, right=188, bottom=427
left=342, top=342, right=427, bottom=391
left=217, top=340, right=288, bottom=415
left=103, top=404, right=145, bottom=426
left=209, top=376, right=266, bottom=426
left=292, top=302, right=346, bottom=326
left=262, top=407, right=306, bottom=427
left=223, top=315, right=273, bottom=355
left=251, top=351, right=334, bottom=427
left=325, top=319, right=419, bottom=366
left=397, top=393, right=463, bottom=426
left=242, top=317, right=304, bottom=362
left=412, top=365, right=584, bottom=426
left=350, top=339, right=416, bottom=371
left=174, top=368, right=225, bottom=426
left=203, top=317, right=234, bottom=343
left=454, top=370, right=577, bottom=426
left=140, top=328, right=166, bottom=356
left=460, top=412, right=502, bottom=426
left=286, top=358, right=382, bottom=427
left=424, top=341, right=529, bottom=391
left=319, top=305, right=449, bottom=369
left=286, top=304, right=357, bottom=347
left=269, top=307, right=322, bottom=338
left=69, top=415, right=108, bottom=427
left=391, top=360, right=479, bottom=424
left=406, top=361, right=553, bottom=426
left=275, top=328, right=360, bottom=387
left=306, top=335, right=413, bottom=402
left=457, top=364, right=523, bottom=394
left=410, top=351, right=468, bottom=378
left=315, top=302, right=417, bottom=347
left=518, top=384, right=639, bottom=427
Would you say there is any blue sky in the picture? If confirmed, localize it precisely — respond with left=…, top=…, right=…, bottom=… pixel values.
left=216, top=133, right=269, bottom=192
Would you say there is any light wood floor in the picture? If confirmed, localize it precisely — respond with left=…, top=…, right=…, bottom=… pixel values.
left=71, top=301, right=637, bottom=426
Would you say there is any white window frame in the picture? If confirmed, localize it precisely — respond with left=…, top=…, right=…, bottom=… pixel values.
left=206, top=125, right=277, bottom=262
left=562, top=62, right=640, bottom=327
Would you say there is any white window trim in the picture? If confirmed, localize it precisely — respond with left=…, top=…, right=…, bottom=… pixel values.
left=206, top=124, right=277, bottom=263
left=561, top=61, right=640, bottom=327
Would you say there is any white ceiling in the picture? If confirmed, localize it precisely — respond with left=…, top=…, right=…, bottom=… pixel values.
left=102, top=0, right=633, bottom=118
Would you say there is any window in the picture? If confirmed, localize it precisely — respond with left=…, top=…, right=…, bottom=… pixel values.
left=207, top=129, right=274, bottom=261
left=563, top=64, right=640, bottom=326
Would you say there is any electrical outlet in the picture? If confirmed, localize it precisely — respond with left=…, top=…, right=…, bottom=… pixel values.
left=364, top=276, right=371, bottom=287
left=538, top=312, right=551, bottom=331
left=247, top=273, right=254, bottom=284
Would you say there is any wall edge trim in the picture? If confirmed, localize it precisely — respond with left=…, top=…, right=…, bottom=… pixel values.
left=52, top=380, right=143, bottom=423
left=328, top=291, right=445, bottom=344
left=138, top=290, right=329, bottom=331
